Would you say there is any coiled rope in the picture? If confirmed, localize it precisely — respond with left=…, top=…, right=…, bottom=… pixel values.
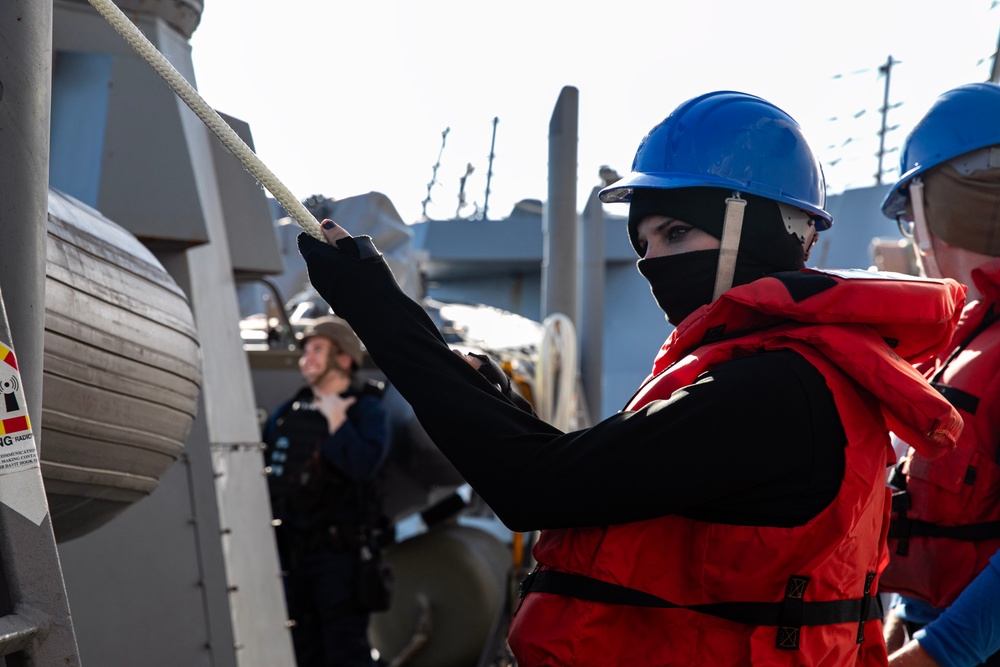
left=534, top=313, right=579, bottom=432
left=86, top=0, right=325, bottom=241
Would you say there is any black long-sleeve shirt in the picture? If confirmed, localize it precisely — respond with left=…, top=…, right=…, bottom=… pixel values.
left=299, top=234, right=847, bottom=533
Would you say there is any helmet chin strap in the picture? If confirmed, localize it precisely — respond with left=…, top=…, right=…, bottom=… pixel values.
left=312, top=349, right=350, bottom=390
left=909, top=178, right=944, bottom=279
left=712, top=193, right=747, bottom=301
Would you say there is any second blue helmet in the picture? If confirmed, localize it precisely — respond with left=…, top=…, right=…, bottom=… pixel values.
left=881, top=82, right=1000, bottom=218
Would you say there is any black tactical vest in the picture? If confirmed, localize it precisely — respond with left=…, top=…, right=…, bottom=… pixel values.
left=264, top=383, right=388, bottom=554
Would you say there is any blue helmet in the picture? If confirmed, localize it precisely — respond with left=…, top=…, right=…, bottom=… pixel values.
left=881, top=82, right=1000, bottom=218
left=600, top=91, right=832, bottom=230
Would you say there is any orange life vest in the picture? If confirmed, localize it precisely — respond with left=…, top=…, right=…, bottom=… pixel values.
left=510, top=269, right=963, bottom=667
left=882, top=258, right=1000, bottom=608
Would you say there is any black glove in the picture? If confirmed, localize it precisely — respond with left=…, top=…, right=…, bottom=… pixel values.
left=467, top=352, right=536, bottom=416
left=467, top=352, right=511, bottom=393
left=297, top=232, right=384, bottom=314
left=297, top=232, right=380, bottom=265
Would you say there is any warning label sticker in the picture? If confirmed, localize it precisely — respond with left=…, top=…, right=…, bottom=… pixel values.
left=0, top=342, right=38, bottom=475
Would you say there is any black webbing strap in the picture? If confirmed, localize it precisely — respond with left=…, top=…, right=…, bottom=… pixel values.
left=891, top=490, right=911, bottom=513
left=886, top=449, right=1000, bottom=554
left=520, top=569, right=883, bottom=650
left=924, top=305, right=998, bottom=423
left=889, top=517, right=1000, bottom=542
left=929, top=305, right=998, bottom=390
left=931, top=382, right=980, bottom=416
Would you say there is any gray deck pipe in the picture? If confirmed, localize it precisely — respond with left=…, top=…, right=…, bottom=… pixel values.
left=0, top=5, right=82, bottom=665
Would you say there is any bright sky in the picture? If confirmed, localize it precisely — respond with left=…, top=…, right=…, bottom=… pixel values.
left=189, top=1, right=1000, bottom=225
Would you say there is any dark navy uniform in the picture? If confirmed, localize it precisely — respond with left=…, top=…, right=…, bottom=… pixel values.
left=264, top=381, right=390, bottom=667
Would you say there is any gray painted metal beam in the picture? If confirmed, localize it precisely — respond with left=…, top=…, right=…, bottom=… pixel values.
left=579, top=186, right=605, bottom=423
left=541, top=86, right=579, bottom=324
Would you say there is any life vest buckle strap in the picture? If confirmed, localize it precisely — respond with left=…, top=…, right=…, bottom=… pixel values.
left=857, top=572, right=877, bottom=644
left=890, top=490, right=912, bottom=513
left=518, top=567, right=539, bottom=601
left=776, top=626, right=800, bottom=650
left=889, top=489, right=913, bottom=556
left=775, top=575, right=809, bottom=650
left=521, top=568, right=886, bottom=649
left=889, top=517, right=1000, bottom=542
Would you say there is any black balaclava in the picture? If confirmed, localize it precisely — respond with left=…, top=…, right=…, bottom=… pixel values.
left=630, top=187, right=807, bottom=325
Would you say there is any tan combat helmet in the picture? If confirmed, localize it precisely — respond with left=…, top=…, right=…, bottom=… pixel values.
left=300, top=316, right=364, bottom=369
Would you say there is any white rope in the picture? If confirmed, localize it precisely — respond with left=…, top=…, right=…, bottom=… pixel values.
left=535, top=314, right=579, bottom=431
left=86, top=0, right=324, bottom=241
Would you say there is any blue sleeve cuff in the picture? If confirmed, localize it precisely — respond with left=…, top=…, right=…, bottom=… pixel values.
left=915, top=552, right=1000, bottom=667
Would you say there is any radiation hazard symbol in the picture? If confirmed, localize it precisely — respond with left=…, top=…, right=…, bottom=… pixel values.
left=0, top=342, right=38, bottom=474
left=0, top=341, right=46, bottom=526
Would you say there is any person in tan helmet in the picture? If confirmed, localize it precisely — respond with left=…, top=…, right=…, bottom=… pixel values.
left=263, top=316, right=390, bottom=667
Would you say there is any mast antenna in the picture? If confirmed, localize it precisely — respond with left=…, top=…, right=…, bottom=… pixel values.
left=875, top=55, right=902, bottom=185
left=456, top=163, right=474, bottom=218
left=482, top=117, right=499, bottom=220
left=422, top=127, right=450, bottom=219
left=991, top=13, right=1000, bottom=82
